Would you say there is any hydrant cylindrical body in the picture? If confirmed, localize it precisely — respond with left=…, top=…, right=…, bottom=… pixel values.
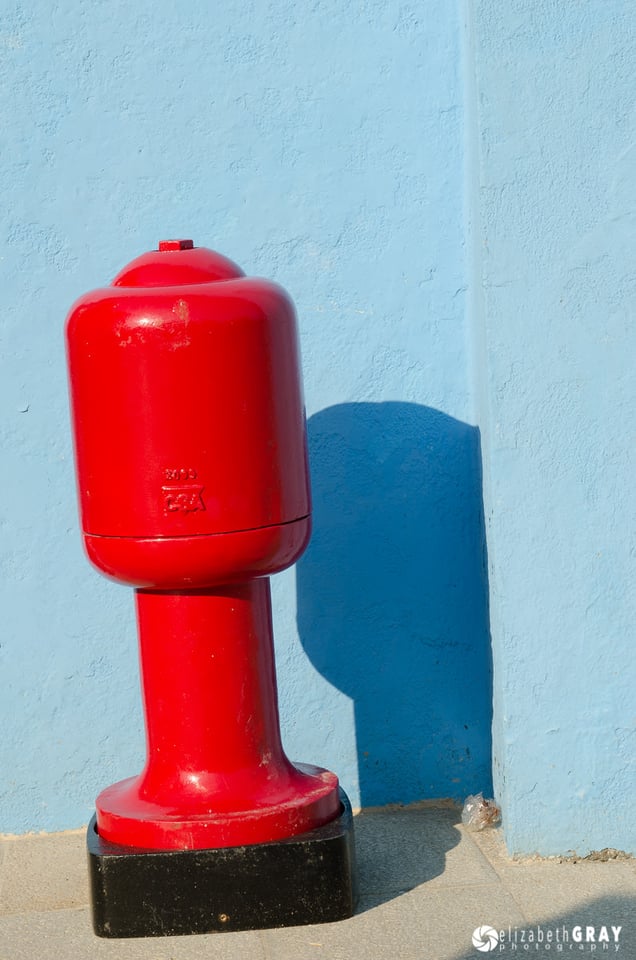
left=67, top=242, right=311, bottom=589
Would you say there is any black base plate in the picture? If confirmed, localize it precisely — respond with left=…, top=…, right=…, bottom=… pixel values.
left=87, top=790, right=356, bottom=938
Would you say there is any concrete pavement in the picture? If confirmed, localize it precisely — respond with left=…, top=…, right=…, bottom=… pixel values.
left=1, top=803, right=634, bottom=959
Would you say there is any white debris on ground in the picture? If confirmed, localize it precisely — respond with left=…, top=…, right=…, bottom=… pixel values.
left=461, top=792, right=501, bottom=830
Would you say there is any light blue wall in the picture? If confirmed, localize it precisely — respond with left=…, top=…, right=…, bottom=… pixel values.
left=0, top=0, right=492, bottom=834
left=2, top=0, right=633, bottom=856
left=468, top=0, right=635, bottom=854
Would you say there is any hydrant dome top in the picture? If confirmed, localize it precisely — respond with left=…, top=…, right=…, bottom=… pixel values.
left=112, top=241, right=245, bottom=288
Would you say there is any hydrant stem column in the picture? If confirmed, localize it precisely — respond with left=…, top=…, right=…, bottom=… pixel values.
left=135, top=580, right=288, bottom=793
left=95, top=578, right=340, bottom=850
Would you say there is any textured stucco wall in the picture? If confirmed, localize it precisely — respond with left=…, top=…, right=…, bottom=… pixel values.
left=4, top=0, right=631, bottom=853
left=0, top=0, right=492, bottom=833
left=467, top=0, right=635, bottom=854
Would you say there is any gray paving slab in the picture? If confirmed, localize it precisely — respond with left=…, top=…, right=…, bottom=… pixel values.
left=0, top=830, right=87, bottom=915
left=494, top=860, right=636, bottom=912
left=261, top=883, right=526, bottom=960
left=463, top=825, right=636, bottom=956
left=0, top=907, right=266, bottom=960
left=354, top=803, right=498, bottom=898
left=470, top=823, right=636, bottom=884
left=467, top=823, right=636, bottom=917
left=0, top=806, right=634, bottom=960
left=0, top=843, right=5, bottom=903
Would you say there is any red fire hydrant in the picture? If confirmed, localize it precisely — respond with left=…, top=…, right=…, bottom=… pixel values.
left=65, top=240, right=355, bottom=938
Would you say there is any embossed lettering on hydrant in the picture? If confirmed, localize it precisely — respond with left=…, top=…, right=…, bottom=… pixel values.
left=162, top=469, right=205, bottom=514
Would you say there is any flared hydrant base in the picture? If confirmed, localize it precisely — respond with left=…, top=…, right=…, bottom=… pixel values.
left=88, top=790, right=357, bottom=938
